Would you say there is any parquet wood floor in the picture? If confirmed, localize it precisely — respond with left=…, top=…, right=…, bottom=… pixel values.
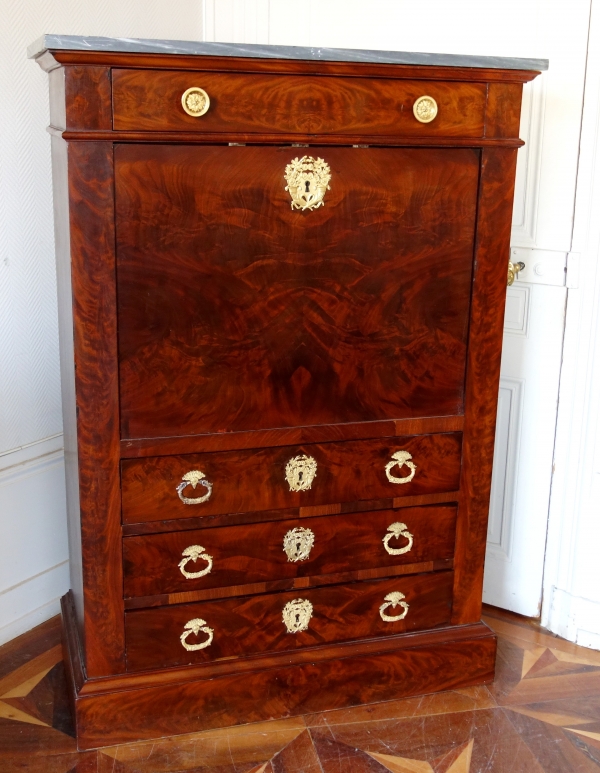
left=1, top=606, right=600, bottom=772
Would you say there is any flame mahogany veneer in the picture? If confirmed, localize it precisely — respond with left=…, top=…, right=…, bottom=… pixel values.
left=34, top=40, right=541, bottom=749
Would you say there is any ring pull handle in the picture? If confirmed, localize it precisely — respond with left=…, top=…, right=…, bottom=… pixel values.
left=180, top=618, right=214, bottom=651
left=179, top=545, right=213, bottom=579
left=282, top=598, right=313, bottom=633
left=385, top=451, right=417, bottom=485
left=379, top=591, right=410, bottom=622
left=176, top=470, right=213, bottom=504
left=382, top=522, right=414, bottom=556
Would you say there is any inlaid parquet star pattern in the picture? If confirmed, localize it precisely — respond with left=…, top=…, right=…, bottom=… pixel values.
left=1, top=606, right=600, bottom=772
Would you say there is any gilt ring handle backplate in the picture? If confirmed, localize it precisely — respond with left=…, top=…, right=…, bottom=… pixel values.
left=385, top=451, right=417, bottom=484
left=379, top=591, right=410, bottom=622
left=176, top=470, right=213, bottom=505
left=382, top=522, right=414, bottom=556
left=179, top=545, right=213, bottom=579
left=180, top=618, right=214, bottom=651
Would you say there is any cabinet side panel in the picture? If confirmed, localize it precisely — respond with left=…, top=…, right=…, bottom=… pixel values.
left=64, top=66, right=112, bottom=131
left=51, top=135, right=83, bottom=630
left=452, top=147, right=519, bottom=623
left=68, top=141, right=124, bottom=675
left=485, top=83, right=523, bottom=139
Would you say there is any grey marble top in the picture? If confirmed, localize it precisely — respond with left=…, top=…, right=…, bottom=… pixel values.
left=28, top=34, right=548, bottom=72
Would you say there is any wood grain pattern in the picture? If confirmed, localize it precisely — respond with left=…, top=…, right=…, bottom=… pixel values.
left=121, top=433, right=462, bottom=524
left=485, top=83, right=523, bottom=139
left=66, top=142, right=124, bottom=677
left=123, top=559, right=454, bottom=609
left=122, top=504, right=457, bottom=597
left=66, top=606, right=496, bottom=748
left=62, top=130, right=525, bottom=148
left=120, top=415, right=464, bottom=458
left=74, top=605, right=493, bottom=695
left=116, top=145, right=478, bottom=438
left=113, top=70, right=486, bottom=136
left=125, top=572, right=454, bottom=671
left=64, top=66, right=112, bottom=131
left=51, top=135, right=85, bottom=632
left=452, top=147, right=519, bottom=624
left=121, top=490, right=461, bottom=536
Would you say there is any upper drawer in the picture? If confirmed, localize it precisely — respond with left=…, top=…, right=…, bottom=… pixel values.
left=121, top=433, right=462, bottom=525
left=112, top=70, right=486, bottom=137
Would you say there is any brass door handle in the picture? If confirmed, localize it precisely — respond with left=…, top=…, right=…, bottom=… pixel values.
left=379, top=591, right=410, bottom=622
left=385, top=451, right=417, bottom=484
left=179, top=545, right=213, bottom=579
left=382, top=523, right=414, bottom=555
left=176, top=470, right=213, bottom=504
left=508, top=260, right=525, bottom=286
left=180, top=618, right=214, bottom=651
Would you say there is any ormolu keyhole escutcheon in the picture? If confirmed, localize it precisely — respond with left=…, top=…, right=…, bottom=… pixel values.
left=284, top=156, right=331, bottom=211
left=283, top=527, right=315, bottom=562
left=284, top=454, right=317, bottom=492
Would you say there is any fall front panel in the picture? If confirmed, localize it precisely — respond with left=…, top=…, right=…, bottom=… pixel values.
left=115, top=145, right=479, bottom=438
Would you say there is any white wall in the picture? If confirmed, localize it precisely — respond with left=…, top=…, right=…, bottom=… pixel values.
left=0, top=1, right=202, bottom=645
left=542, top=0, right=600, bottom=648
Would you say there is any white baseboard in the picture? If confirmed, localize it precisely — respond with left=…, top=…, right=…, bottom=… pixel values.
left=0, top=435, right=70, bottom=646
left=545, top=587, right=600, bottom=650
left=0, top=560, right=69, bottom=646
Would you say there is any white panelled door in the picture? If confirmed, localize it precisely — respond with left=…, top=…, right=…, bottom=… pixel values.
left=203, top=0, right=590, bottom=616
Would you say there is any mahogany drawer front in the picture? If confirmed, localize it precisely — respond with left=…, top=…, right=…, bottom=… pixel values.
left=125, top=571, right=453, bottom=671
left=112, top=69, right=486, bottom=137
left=123, top=504, right=457, bottom=598
left=121, top=433, right=462, bottom=525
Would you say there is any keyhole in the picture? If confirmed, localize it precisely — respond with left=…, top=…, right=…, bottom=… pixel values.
left=304, top=180, right=311, bottom=193
left=295, top=613, right=301, bottom=624
left=298, top=471, right=304, bottom=481
left=295, top=541, right=302, bottom=552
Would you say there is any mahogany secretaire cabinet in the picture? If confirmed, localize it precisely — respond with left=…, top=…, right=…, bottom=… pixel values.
left=30, top=35, right=546, bottom=749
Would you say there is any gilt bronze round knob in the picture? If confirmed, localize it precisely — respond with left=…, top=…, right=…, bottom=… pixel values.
left=413, top=95, right=438, bottom=124
left=181, top=87, right=210, bottom=117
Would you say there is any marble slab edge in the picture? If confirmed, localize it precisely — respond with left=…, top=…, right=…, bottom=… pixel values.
left=27, top=34, right=548, bottom=72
